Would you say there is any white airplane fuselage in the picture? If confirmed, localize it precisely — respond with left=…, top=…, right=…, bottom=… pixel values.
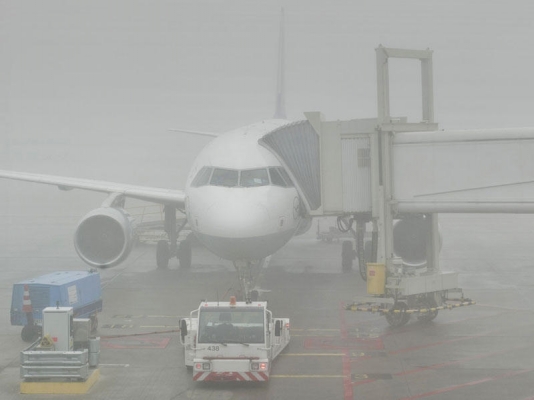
left=184, top=119, right=303, bottom=261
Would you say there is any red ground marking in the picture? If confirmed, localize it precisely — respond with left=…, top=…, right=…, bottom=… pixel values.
left=397, top=369, right=533, bottom=400
left=101, top=336, right=171, bottom=349
left=352, top=343, right=532, bottom=387
left=304, top=336, right=383, bottom=351
left=339, top=302, right=353, bottom=400
left=387, top=332, right=487, bottom=355
left=380, top=310, right=510, bottom=339
left=387, top=321, right=518, bottom=356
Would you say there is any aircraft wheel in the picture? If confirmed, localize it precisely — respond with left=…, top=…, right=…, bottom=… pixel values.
left=385, top=302, right=410, bottom=328
left=341, top=240, right=354, bottom=273
left=250, top=290, right=259, bottom=301
left=178, top=239, right=192, bottom=269
left=21, top=324, right=39, bottom=343
left=156, top=240, right=170, bottom=268
left=360, top=240, right=372, bottom=281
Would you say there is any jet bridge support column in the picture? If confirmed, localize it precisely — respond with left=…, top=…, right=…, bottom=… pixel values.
left=344, top=46, right=475, bottom=327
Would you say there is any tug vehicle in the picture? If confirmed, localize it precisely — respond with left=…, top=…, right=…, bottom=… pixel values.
left=179, top=297, right=289, bottom=382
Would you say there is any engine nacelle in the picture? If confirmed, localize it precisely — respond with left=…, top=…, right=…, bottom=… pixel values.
left=392, top=215, right=441, bottom=267
left=74, top=207, right=136, bottom=268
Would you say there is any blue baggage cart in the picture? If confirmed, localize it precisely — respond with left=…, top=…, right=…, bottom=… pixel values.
left=11, top=270, right=103, bottom=342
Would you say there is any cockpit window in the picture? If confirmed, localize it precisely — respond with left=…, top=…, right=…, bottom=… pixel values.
left=269, top=167, right=287, bottom=187
left=210, top=168, right=239, bottom=187
left=240, top=168, right=270, bottom=187
left=278, top=167, right=294, bottom=187
left=194, top=166, right=293, bottom=189
left=191, top=167, right=213, bottom=187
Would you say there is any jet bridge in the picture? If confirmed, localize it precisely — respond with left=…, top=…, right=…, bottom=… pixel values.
left=262, top=46, right=534, bottom=326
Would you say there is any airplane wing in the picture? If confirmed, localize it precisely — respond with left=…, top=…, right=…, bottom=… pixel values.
left=169, top=128, right=218, bottom=138
left=0, top=170, right=186, bottom=207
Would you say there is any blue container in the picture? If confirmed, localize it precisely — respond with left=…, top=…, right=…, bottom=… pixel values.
left=11, top=270, right=103, bottom=328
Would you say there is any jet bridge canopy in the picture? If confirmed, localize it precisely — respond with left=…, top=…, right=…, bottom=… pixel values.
left=259, top=120, right=322, bottom=211
left=259, top=116, right=374, bottom=216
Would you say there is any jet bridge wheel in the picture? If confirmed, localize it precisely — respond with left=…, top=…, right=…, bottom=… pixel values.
left=156, top=240, right=170, bottom=268
left=385, top=302, right=410, bottom=328
left=178, top=239, right=192, bottom=269
left=416, top=296, right=439, bottom=322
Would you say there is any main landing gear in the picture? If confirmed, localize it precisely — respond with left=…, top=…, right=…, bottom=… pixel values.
left=156, top=206, right=192, bottom=269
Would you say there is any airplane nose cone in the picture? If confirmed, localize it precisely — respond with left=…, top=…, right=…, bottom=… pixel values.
left=192, top=196, right=294, bottom=261
left=203, top=200, right=270, bottom=238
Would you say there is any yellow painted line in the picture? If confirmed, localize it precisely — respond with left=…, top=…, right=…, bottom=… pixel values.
left=280, top=353, right=343, bottom=357
left=271, top=374, right=344, bottom=378
left=139, top=326, right=179, bottom=328
left=291, top=329, right=340, bottom=332
left=291, top=334, right=337, bottom=337
left=112, top=315, right=182, bottom=319
left=20, top=369, right=99, bottom=394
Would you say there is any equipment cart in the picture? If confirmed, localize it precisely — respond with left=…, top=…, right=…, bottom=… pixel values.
left=11, top=270, right=102, bottom=342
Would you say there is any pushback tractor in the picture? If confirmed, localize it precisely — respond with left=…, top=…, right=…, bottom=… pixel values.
left=179, top=296, right=289, bottom=382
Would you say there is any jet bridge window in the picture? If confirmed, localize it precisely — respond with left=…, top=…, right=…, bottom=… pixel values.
left=240, top=168, right=270, bottom=187
left=210, top=168, right=239, bottom=187
left=191, top=167, right=213, bottom=187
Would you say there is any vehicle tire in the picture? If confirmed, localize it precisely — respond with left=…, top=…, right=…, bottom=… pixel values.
left=156, top=240, right=170, bottom=268
left=90, top=315, right=99, bottom=333
left=178, top=239, right=192, bottom=269
left=21, top=324, right=39, bottom=343
left=341, top=240, right=354, bottom=273
left=385, top=302, right=410, bottom=328
left=416, top=296, right=439, bottom=322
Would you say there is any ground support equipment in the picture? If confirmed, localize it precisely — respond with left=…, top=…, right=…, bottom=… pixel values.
left=346, top=290, right=476, bottom=327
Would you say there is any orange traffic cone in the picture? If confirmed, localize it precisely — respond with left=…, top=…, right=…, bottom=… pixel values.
left=22, top=284, right=33, bottom=313
left=21, top=284, right=38, bottom=342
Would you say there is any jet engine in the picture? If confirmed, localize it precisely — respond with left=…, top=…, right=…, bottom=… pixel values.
left=392, top=215, right=441, bottom=267
left=74, top=207, right=136, bottom=268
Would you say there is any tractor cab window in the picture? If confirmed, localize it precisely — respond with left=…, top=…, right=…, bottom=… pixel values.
left=198, top=307, right=265, bottom=344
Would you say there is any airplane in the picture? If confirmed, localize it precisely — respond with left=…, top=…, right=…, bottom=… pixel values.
left=0, top=9, right=313, bottom=300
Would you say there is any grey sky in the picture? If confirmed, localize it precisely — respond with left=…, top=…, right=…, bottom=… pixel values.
left=3, top=1, right=533, bottom=130
left=1, top=0, right=533, bottom=190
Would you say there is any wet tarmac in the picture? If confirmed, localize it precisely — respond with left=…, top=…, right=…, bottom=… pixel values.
left=1, top=213, right=534, bottom=399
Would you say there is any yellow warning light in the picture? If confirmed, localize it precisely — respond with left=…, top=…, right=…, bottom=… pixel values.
left=229, top=296, right=237, bottom=306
